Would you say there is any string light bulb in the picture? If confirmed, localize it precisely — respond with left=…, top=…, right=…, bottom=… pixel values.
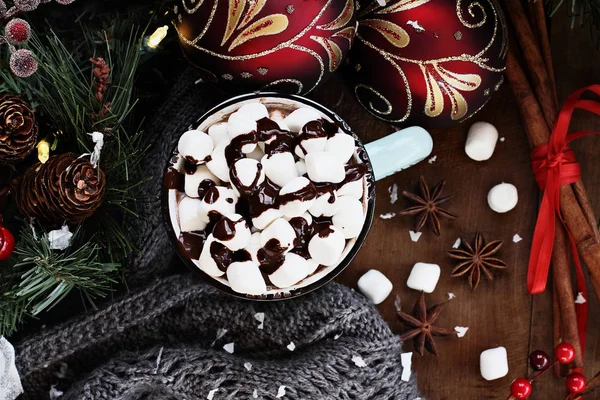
left=37, top=139, right=50, bottom=163
left=147, top=25, right=168, bottom=49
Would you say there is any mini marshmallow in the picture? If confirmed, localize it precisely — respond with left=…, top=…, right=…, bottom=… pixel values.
left=179, top=196, right=209, bottom=232
left=197, top=235, right=225, bottom=277
left=252, top=208, right=283, bottom=230
left=357, top=269, right=393, bottom=305
left=325, top=133, right=355, bottom=163
left=488, top=183, right=518, bottom=213
left=294, top=136, right=327, bottom=159
left=296, top=160, right=307, bottom=176
left=200, top=186, right=237, bottom=218
left=247, top=145, right=265, bottom=161
left=480, top=347, right=509, bottom=381
left=309, top=190, right=340, bottom=217
left=261, top=153, right=299, bottom=188
left=206, top=141, right=231, bottom=182
left=279, top=177, right=317, bottom=218
left=308, top=225, right=345, bottom=266
left=259, top=217, right=296, bottom=252
left=305, top=151, right=345, bottom=183
left=230, top=158, right=265, bottom=196
left=337, top=179, right=363, bottom=199
left=244, top=232, right=262, bottom=264
left=269, top=252, right=310, bottom=288
left=178, top=130, right=214, bottom=164
left=214, top=214, right=251, bottom=251
left=283, top=107, right=322, bottom=132
left=184, top=165, right=220, bottom=198
left=227, top=260, right=267, bottom=295
left=306, top=258, right=320, bottom=275
left=332, top=196, right=364, bottom=239
left=237, top=102, right=269, bottom=121
left=208, top=122, right=230, bottom=146
left=406, top=262, right=441, bottom=293
left=285, top=211, right=313, bottom=226
left=228, top=112, right=258, bottom=153
left=465, top=121, right=498, bottom=161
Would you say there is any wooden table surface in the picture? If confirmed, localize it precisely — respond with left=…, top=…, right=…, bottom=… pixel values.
left=309, top=8, right=600, bottom=400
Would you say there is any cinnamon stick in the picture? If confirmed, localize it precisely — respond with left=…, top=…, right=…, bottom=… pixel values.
left=531, top=0, right=558, bottom=106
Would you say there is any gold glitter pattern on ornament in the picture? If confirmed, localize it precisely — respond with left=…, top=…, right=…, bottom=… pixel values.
left=229, top=14, right=289, bottom=51
left=223, top=74, right=234, bottom=80
left=183, top=0, right=205, bottom=14
left=223, top=0, right=246, bottom=46
left=376, top=0, right=432, bottom=14
left=240, top=0, right=267, bottom=28
left=257, top=67, right=268, bottom=75
left=261, top=79, right=303, bottom=94
left=494, top=76, right=504, bottom=91
left=289, top=44, right=325, bottom=92
left=317, top=0, right=355, bottom=30
left=362, top=18, right=410, bottom=48
left=354, top=84, right=393, bottom=115
left=454, top=31, right=463, bottom=40
left=286, top=5, right=294, bottom=14
left=310, top=36, right=342, bottom=71
left=332, top=26, right=357, bottom=42
left=484, top=88, right=490, bottom=96
left=456, top=0, right=487, bottom=28
left=241, top=72, right=253, bottom=78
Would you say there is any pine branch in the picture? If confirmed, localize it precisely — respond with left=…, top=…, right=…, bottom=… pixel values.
left=545, top=0, right=600, bottom=46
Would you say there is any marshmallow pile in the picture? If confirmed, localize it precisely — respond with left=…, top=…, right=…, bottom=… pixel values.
left=170, top=101, right=368, bottom=295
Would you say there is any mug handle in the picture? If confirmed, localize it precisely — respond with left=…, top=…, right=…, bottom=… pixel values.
left=364, top=126, right=433, bottom=181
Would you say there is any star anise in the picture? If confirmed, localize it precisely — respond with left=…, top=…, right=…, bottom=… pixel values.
left=399, top=176, right=457, bottom=236
left=448, top=233, right=507, bottom=290
left=397, top=291, right=454, bottom=356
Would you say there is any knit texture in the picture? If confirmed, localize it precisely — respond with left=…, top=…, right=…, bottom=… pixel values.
left=16, top=275, right=421, bottom=400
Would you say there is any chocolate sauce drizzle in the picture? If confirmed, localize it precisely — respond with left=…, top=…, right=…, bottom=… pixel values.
left=278, top=181, right=317, bottom=206
left=213, top=215, right=239, bottom=241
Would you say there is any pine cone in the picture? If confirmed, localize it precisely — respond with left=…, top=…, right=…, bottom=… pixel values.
left=0, top=94, right=38, bottom=164
left=18, top=153, right=106, bottom=226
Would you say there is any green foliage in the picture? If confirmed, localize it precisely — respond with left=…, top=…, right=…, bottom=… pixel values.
left=545, top=0, right=600, bottom=44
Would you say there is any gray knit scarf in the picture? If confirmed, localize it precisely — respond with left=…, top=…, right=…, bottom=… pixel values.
left=14, top=69, right=422, bottom=400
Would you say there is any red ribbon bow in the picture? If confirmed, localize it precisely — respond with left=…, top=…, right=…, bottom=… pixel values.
left=528, top=85, right=600, bottom=354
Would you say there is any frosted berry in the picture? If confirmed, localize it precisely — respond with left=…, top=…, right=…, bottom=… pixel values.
left=555, top=342, right=576, bottom=364
left=529, top=350, right=550, bottom=371
left=566, top=372, right=586, bottom=394
left=10, top=49, right=38, bottom=78
left=5, top=19, right=31, bottom=46
left=0, top=225, right=15, bottom=261
left=0, top=0, right=7, bottom=17
left=510, top=378, right=532, bottom=399
left=55, top=0, right=75, bottom=4
left=14, top=0, right=40, bottom=11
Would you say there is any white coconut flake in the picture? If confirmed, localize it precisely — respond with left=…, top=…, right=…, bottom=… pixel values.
left=500, top=137, right=506, bottom=142
left=48, top=225, right=73, bottom=250
left=379, top=212, right=396, bottom=220
left=287, top=342, right=296, bottom=351
left=253, top=389, right=258, bottom=398
left=452, top=238, right=461, bottom=249
left=400, top=352, right=413, bottom=382
left=276, top=385, right=286, bottom=398
left=376, top=0, right=386, bottom=6
left=211, top=328, right=228, bottom=346
left=244, top=362, right=253, bottom=371
left=427, top=155, right=437, bottom=164
left=389, top=184, right=399, bottom=204
left=447, top=292, right=456, bottom=300
left=513, top=234, right=523, bottom=243
left=207, top=389, right=219, bottom=400
left=454, top=326, right=469, bottom=338
left=352, top=355, right=367, bottom=368
left=394, top=295, right=402, bottom=312
left=334, top=333, right=342, bottom=340
left=575, top=292, right=587, bottom=304
left=254, top=312, right=265, bottom=329
left=407, top=20, right=425, bottom=33
left=223, top=343, right=235, bottom=354
left=409, top=230, right=422, bottom=242
left=49, top=385, right=63, bottom=399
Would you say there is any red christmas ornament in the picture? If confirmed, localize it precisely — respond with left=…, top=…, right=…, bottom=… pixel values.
left=345, top=0, right=508, bottom=129
left=566, top=372, right=586, bottom=394
left=5, top=18, right=32, bottom=46
left=510, top=378, right=532, bottom=400
left=0, top=219, right=15, bottom=261
left=175, top=0, right=356, bottom=95
left=554, top=342, right=576, bottom=365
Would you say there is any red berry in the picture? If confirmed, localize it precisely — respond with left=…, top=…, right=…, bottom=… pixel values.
left=566, top=372, right=586, bottom=394
left=529, top=350, right=550, bottom=371
left=510, top=378, right=532, bottom=399
left=9, top=49, right=38, bottom=78
left=0, top=226, right=15, bottom=261
left=5, top=18, right=31, bottom=46
left=555, top=342, right=576, bottom=364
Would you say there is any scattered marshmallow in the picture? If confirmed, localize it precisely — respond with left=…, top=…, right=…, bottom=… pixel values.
left=465, top=121, right=498, bottom=161
left=357, top=269, right=393, bottom=305
left=269, top=252, right=310, bottom=288
left=379, top=212, right=396, bottom=220
left=227, top=260, right=267, bottom=295
left=352, top=355, right=367, bottom=368
left=287, top=342, right=296, bottom=351
left=389, top=183, right=398, bottom=204
left=337, top=179, right=363, bottom=199
left=244, top=362, right=253, bottom=371
left=454, top=326, right=469, bottom=338
left=260, top=218, right=296, bottom=252
left=223, top=343, right=235, bottom=354
left=206, top=141, right=232, bottom=182
left=185, top=165, right=220, bottom=198
left=198, top=235, right=226, bottom=276
left=214, top=214, right=251, bottom=251
left=448, top=292, right=456, bottom=300
left=309, top=190, right=340, bottom=217
left=228, top=112, right=258, bottom=153
left=254, top=312, right=265, bottom=329
left=261, top=152, right=299, bottom=188
left=306, top=258, right=320, bottom=275
left=406, top=263, right=440, bottom=293
left=237, top=102, right=269, bottom=121
left=488, top=183, right=518, bottom=213
left=208, top=122, right=230, bottom=146
left=279, top=177, right=317, bottom=218
left=480, top=347, right=509, bottom=381
left=295, top=136, right=327, bottom=159
left=230, top=158, right=265, bottom=195
left=179, top=196, right=209, bottom=232
left=428, top=155, right=437, bottom=164
left=276, top=386, right=286, bottom=398
left=308, top=225, right=346, bottom=266
left=400, top=352, right=413, bottom=382
left=178, top=130, right=214, bottom=164
left=409, top=231, right=422, bottom=242
left=513, top=234, right=523, bottom=243
left=305, top=151, right=345, bottom=183
left=283, top=107, right=322, bottom=132
left=253, top=208, right=284, bottom=231
left=207, top=389, right=219, bottom=400
left=325, top=133, right=355, bottom=163
left=332, top=196, right=364, bottom=239
left=575, top=292, right=587, bottom=304
left=296, top=159, right=307, bottom=176
left=452, top=238, right=462, bottom=249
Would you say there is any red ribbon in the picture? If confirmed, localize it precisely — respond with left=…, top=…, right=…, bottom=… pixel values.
left=528, top=85, right=600, bottom=356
